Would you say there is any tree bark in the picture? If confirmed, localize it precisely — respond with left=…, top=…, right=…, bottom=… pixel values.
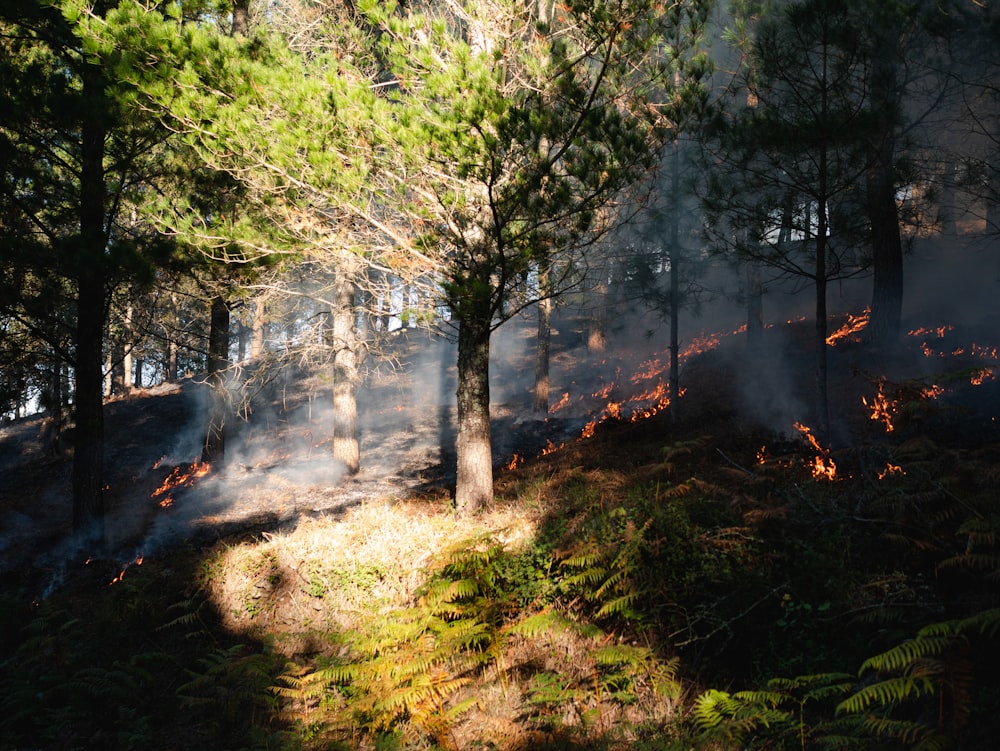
left=250, top=298, right=266, bottom=359
left=331, top=271, right=360, bottom=475
left=668, top=137, right=681, bottom=421
left=587, top=275, right=608, bottom=353
left=121, top=301, right=134, bottom=396
left=455, top=314, right=493, bottom=514
left=865, top=23, right=903, bottom=347
left=202, top=294, right=229, bottom=465
left=866, top=139, right=903, bottom=347
left=231, top=0, right=249, bottom=37
left=71, top=61, right=107, bottom=544
left=814, top=147, right=831, bottom=443
left=73, top=265, right=106, bottom=541
left=166, top=337, right=178, bottom=381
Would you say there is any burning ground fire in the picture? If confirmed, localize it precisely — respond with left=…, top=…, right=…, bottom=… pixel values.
left=507, top=308, right=997, bottom=483
left=518, top=312, right=887, bottom=467
left=151, top=457, right=211, bottom=508
left=858, top=322, right=1000, bottom=434
left=544, top=331, right=732, bottom=450
left=106, top=458, right=213, bottom=586
left=792, top=421, right=838, bottom=480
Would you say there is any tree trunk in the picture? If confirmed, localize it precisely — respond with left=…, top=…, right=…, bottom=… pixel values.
left=237, top=321, right=248, bottom=362
left=121, top=302, right=134, bottom=396
left=74, top=266, right=106, bottom=541
left=231, top=0, right=249, bottom=37
left=865, top=23, right=903, bottom=347
left=202, top=294, right=229, bottom=465
left=866, top=135, right=903, bottom=347
left=534, top=261, right=552, bottom=415
left=166, top=337, right=178, bottom=381
left=455, top=315, right=493, bottom=514
left=331, top=271, right=360, bottom=475
left=746, top=263, right=764, bottom=347
left=250, top=299, right=266, bottom=359
left=938, top=160, right=956, bottom=236
left=986, top=154, right=1000, bottom=234
left=668, top=137, right=681, bottom=421
left=71, top=63, right=107, bottom=544
left=587, top=275, right=608, bottom=353
left=104, top=346, right=113, bottom=398
left=814, top=150, right=831, bottom=443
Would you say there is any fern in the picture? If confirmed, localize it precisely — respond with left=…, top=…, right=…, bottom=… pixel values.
left=693, top=688, right=791, bottom=744
left=560, top=518, right=652, bottom=624
left=833, top=609, right=1000, bottom=746
left=839, top=676, right=938, bottom=714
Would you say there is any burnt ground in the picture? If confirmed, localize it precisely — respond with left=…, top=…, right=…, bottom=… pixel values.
left=0, top=325, right=602, bottom=596
left=2, top=312, right=1000, bottom=601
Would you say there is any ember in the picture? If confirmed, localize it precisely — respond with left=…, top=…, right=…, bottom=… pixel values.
left=877, top=463, right=904, bottom=480
left=110, top=553, right=144, bottom=585
left=971, top=368, right=995, bottom=386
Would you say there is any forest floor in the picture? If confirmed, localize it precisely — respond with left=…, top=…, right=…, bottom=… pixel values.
left=2, top=309, right=1000, bottom=750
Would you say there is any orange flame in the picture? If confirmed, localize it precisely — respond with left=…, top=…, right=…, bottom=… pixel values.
left=151, top=458, right=211, bottom=507
left=826, top=308, right=870, bottom=346
left=862, top=381, right=895, bottom=433
left=550, top=392, right=571, bottom=413
left=921, top=384, right=945, bottom=400
left=792, top=422, right=837, bottom=480
left=541, top=439, right=562, bottom=455
left=878, top=463, right=904, bottom=480
left=110, top=553, right=144, bottom=585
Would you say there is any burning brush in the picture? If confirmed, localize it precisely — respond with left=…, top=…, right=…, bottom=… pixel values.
left=792, top=422, right=838, bottom=481
left=151, top=457, right=211, bottom=508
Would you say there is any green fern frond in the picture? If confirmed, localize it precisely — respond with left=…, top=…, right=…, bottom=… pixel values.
left=559, top=543, right=607, bottom=570
left=590, top=643, right=652, bottom=667
left=594, top=591, right=641, bottom=620
left=592, top=567, right=627, bottom=601
left=693, top=688, right=791, bottom=740
left=561, top=566, right=607, bottom=588
left=693, top=689, right=741, bottom=730
left=767, top=672, right=856, bottom=702
left=505, top=610, right=575, bottom=639
left=859, top=715, right=933, bottom=744
left=859, top=636, right=955, bottom=674
left=732, top=688, right=788, bottom=709
left=837, top=676, right=937, bottom=714
left=946, top=607, right=1000, bottom=638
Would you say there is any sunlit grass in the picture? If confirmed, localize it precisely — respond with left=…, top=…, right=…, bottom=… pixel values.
left=200, top=495, right=546, bottom=642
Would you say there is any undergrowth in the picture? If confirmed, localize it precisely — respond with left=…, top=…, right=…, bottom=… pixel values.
left=2, top=421, right=999, bottom=750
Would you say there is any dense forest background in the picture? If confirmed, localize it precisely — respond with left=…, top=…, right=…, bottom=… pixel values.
left=1, top=1, right=999, bottom=749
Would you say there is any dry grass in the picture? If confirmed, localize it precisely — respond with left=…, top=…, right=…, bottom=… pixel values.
left=196, top=483, right=684, bottom=750
left=201, top=495, right=547, bottom=646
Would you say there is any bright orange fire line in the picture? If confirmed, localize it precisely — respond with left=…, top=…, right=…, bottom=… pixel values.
left=151, top=458, right=211, bottom=504
left=826, top=307, right=870, bottom=346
